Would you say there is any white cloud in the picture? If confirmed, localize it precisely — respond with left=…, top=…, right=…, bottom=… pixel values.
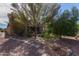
left=0, top=3, right=12, bottom=29
left=0, top=3, right=12, bottom=22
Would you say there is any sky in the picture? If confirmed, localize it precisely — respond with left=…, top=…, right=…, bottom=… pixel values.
left=60, top=3, right=79, bottom=12
left=0, top=3, right=11, bottom=29
left=0, top=3, right=79, bottom=29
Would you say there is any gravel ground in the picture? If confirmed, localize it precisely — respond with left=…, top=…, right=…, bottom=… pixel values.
left=0, top=36, right=79, bottom=56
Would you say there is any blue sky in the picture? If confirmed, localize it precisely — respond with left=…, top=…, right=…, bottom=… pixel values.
left=60, top=3, right=79, bottom=12
left=0, top=3, right=79, bottom=29
left=0, top=4, right=11, bottom=29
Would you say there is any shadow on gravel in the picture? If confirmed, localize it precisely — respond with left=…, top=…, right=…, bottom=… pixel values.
left=0, top=38, right=47, bottom=56
left=56, top=38, right=79, bottom=47
left=0, top=37, right=79, bottom=56
left=55, top=38, right=79, bottom=55
left=0, top=38, right=24, bottom=53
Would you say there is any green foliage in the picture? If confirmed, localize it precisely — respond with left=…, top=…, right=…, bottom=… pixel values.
left=10, top=3, right=60, bottom=37
left=12, top=22, right=25, bottom=36
left=9, top=4, right=79, bottom=40
left=76, top=24, right=79, bottom=33
left=42, top=18, right=56, bottom=40
left=53, top=7, right=79, bottom=37
left=53, top=19, right=77, bottom=36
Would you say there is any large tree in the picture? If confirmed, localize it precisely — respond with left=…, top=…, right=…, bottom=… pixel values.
left=53, top=7, right=79, bottom=38
left=8, top=3, right=60, bottom=37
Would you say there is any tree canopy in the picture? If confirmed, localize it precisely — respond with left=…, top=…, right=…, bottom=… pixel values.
left=53, top=7, right=79, bottom=37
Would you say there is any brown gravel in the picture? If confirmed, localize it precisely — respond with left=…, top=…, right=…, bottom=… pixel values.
left=0, top=36, right=78, bottom=56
